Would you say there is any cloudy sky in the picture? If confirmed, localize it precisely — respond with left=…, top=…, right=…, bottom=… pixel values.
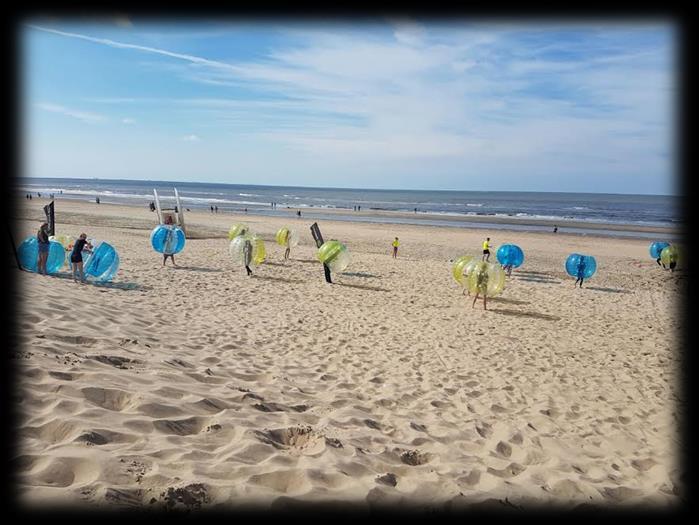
left=23, top=19, right=676, bottom=194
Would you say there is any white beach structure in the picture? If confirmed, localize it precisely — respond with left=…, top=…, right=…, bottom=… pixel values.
left=153, top=188, right=186, bottom=234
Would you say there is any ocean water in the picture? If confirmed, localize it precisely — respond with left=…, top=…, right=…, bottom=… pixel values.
left=17, top=178, right=682, bottom=238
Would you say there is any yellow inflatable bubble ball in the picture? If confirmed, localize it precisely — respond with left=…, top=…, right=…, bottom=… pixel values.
left=49, top=234, right=75, bottom=251
left=466, top=261, right=506, bottom=297
left=452, top=255, right=474, bottom=285
left=660, top=245, right=683, bottom=268
left=275, top=227, right=300, bottom=248
left=228, top=223, right=249, bottom=240
left=251, top=234, right=266, bottom=265
left=229, top=234, right=266, bottom=267
left=318, top=240, right=351, bottom=273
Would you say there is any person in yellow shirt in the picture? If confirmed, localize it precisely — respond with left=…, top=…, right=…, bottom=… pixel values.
left=392, top=237, right=400, bottom=258
left=482, top=237, right=491, bottom=261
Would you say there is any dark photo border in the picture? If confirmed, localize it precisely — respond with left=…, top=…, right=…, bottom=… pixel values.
left=3, top=3, right=693, bottom=521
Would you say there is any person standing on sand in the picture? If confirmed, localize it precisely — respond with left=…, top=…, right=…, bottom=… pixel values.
left=36, top=222, right=50, bottom=275
left=162, top=216, right=177, bottom=267
left=553, top=225, right=558, bottom=233
left=482, top=237, right=491, bottom=261
left=70, top=233, right=92, bottom=283
left=243, top=238, right=253, bottom=276
left=392, top=237, right=400, bottom=258
left=472, top=266, right=489, bottom=310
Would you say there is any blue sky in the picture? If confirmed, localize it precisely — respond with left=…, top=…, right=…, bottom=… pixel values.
left=23, top=19, right=676, bottom=194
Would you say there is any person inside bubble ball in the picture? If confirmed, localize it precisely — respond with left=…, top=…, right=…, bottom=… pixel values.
left=243, top=238, right=253, bottom=276
left=574, top=257, right=587, bottom=288
left=472, top=266, right=489, bottom=310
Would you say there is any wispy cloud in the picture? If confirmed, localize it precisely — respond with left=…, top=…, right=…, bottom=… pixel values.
left=35, top=102, right=106, bottom=123
left=121, top=118, right=135, bottom=124
left=25, top=22, right=675, bottom=192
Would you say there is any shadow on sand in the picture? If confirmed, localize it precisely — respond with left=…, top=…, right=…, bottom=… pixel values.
left=514, top=276, right=562, bottom=285
left=490, top=308, right=561, bottom=321
left=488, top=296, right=530, bottom=305
left=253, top=275, right=304, bottom=284
left=584, top=286, right=633, bottom=294
left=50, top=272, right=148, bottom=291
left=170, top=266, right=223, bottom=273
left=340, top=272, right=379, bottom=279
left=334, top=282, right=390, bottom=292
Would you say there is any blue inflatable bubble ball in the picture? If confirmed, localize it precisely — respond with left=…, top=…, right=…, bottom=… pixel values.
left=18, top=236, right=66, bottom=274
left=496, top=244, right=525, bottom=268
left=83, top=241, right=120, bottom=282
left=649, top=241, right=670, bottom=260
left=150, top=225, right=186, bottom=255
left=565, top=253, right=597, bottom=279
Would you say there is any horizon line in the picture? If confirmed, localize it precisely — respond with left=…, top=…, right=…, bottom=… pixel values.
left=18, top=175, right=679, bottom=198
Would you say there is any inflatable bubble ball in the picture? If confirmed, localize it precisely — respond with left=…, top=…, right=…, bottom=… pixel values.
left=18, top=236, right=65, bottom=274
left=452, top=255, right=474, bottom=285
left=276, top=227, right=299, bottom=248
left=660, top=245, right=683, bottom=268
left=151, top=225, right=186, bottom=255
left=228, top=223, right=249, bottom=240
left=496, top=244, right=525, bottom=268
left=83, top=241, right=120, bottom=282
left=229, top=234, right=266, bottom=266
left=50, top=234, right=76, bottom=251
left=565, top=253, right=597, bottom=279
left=318, top=240, right=351, bottom=273
left=466, top=261, right=506, bottom=296
left=649, top=241, right=670, bottom=260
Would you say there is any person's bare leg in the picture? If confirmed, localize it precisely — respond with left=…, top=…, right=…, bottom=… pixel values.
left=472, top=292, right=479, bottom=308
left=72, top=262, right=78, bottom=282
left=483, top=294, right=487, bottom=310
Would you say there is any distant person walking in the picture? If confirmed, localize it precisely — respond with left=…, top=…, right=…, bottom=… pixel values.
left=95, top=196, right=100, bottom=204
left=210, top=205, right=214, bottom=213
left=70, top=233, right=92, bottom=283
left=215, top=206, right=218, bottom=213
left=482, top=237, right=491, bottom=262
left=243, top=238, right=253, bottom=276
left=297, top=210, right=301, bottom=217
left=553, top=225, right=558, bottom=233
left=29, top=194, right=32, bottom=200
left=392, top=237, right=400, bottom=258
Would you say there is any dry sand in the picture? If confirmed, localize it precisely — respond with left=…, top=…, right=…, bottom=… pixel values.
left=11, top=198, right=685, bottom=511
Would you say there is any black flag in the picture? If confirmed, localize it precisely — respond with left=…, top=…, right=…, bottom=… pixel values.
left=310, top=222, right=332, bottom=283
left=310, top=222, right=324, bottom=248
left=43, top=201, right=55, bottom=236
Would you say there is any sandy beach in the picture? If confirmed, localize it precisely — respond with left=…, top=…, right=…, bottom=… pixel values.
left=11, top=198, right=684, bottom=510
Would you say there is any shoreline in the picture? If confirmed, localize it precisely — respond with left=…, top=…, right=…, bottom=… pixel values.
left=16, top=196, right=680, bottom=241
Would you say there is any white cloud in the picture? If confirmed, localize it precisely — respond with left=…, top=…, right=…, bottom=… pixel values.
left=182, top=134, right=200, bottom=141
left=27, top=22, right=675, bottom=192
left=121, top=118, right=135, bottom=124
left=35, top=102, right=106, bottom=123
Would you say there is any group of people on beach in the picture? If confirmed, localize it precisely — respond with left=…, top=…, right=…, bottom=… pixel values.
left=35, top=222, right=92, bottom=282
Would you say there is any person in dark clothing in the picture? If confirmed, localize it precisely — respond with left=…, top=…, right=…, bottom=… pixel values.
left=211, top=205, right=214, bottom=213
left=36, top=222, right=50, bottom=275
left=553, top=225, right=558, bottom=233
left=70, top=233, right=93, bottom=283
left=243, top=238, right=253, bottom=276
left=574, top=257, right=587, bottom=288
